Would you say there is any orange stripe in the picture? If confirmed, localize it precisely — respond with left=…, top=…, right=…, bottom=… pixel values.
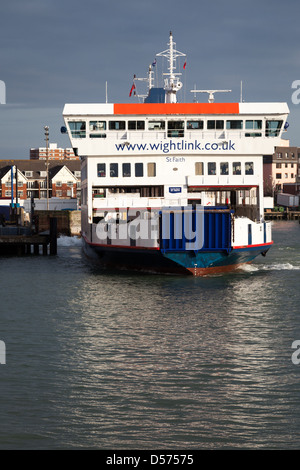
left=114, top=103, right=239, bottom=115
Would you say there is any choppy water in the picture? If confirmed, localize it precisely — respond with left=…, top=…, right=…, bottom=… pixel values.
left=0, top=220, right=300, bottom=449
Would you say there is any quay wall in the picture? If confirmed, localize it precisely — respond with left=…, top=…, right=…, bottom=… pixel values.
left=35, top=210, right=81, bottom=236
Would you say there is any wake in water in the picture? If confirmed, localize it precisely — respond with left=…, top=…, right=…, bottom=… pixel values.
left=57, top=235, right=82, bottom=247
left=240, top=262, right=300, bottom=272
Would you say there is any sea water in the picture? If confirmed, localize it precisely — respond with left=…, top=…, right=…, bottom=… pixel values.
left=0, top=221, right=299, bottom=449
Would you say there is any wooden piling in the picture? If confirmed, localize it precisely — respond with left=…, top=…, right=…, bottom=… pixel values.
left=50, top=217, right=57, bottom=255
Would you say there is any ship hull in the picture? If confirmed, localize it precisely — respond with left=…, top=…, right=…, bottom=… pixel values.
left=82, top=236, right=272, bottom=276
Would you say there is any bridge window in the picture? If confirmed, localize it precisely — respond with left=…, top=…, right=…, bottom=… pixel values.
left=167, top=121, right=184, bottom=137
left=187, top=120, right=204, bottom=130
left=265, top=120, right=283, bottom=137
left=207, top=120, right=224, bottom=130
left=128, top=120, right=145, bottom=130
left=148, top=120, right=165, bottom=130
left=246, top=120, right=262, bottom=129
left=109, top=121, right=126, bottom=130
left=89, top=121, right=107, bottom=138
left=69, top=121, right=86, bottom=138
left=90, top=121, right=106, bottom=131
left=226, top=120, right=243, bottom=129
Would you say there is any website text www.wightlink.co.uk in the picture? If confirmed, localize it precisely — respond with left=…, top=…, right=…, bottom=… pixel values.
left=115, top=139, right=236, bottom=153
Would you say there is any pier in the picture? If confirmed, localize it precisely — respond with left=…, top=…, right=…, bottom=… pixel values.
left=0, top=217, right=57, bottom=256
left=264, top=210, right=300, bottom=220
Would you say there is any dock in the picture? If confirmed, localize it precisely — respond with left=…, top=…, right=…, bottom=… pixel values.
left=264, top=210, right=300, bottom=220
left=0, top=218, right=57, bottom=256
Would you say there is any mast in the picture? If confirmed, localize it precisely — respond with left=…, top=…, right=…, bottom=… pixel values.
left=133, top=65, right=155, bottom=101
left=156, top=31, right=186, bottom=103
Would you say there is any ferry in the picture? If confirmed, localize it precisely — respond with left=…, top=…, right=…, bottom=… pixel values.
left=62, top=32, right=289, bottom=275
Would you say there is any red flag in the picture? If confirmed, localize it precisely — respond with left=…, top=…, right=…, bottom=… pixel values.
left=129, top=83, right=136, bottom=97
left=183, top=61, right=187, bottom=70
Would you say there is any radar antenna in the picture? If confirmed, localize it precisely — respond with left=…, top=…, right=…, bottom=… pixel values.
left=190, top=89, right=232, bottom=103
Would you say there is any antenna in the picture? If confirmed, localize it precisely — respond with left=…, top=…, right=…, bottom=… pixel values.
left=156, top=31, right=186, bottom=103
left=240, top=80, right=243, bottom=103
left=105, top=81, right=108, bottom=103
left=132, top=65, right=155, bottom=101
left=190, top=89, right=232, bottom=103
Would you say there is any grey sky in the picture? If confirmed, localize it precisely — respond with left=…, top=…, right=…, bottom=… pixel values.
left=0, top=0, right=300, bottom=157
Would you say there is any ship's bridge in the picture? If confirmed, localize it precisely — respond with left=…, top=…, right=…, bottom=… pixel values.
left=63, top=102, right=289, bottom=157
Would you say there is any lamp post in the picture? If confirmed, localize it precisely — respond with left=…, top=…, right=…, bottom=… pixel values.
left=44, top=126, right=49, bottom=210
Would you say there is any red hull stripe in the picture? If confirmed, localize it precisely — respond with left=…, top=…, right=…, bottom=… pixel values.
left=114, top=103, right=240, bottom=115
left=233, top=241, right=273, bottom=250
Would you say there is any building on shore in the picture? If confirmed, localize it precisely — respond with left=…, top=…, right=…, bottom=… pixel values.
left=30, top=143, right=79, bottom=160
left=263, top=145, right=299, bottom=196
left=0, top=159, right=81, bottom=202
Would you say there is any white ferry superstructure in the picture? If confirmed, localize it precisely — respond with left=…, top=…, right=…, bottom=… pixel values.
left=62, top=32, right=289, bottom=275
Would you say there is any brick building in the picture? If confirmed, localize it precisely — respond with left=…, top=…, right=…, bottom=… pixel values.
left=30, top=143, right=79, bottom=160
left=0, top=160, right=81, bottom=201
left=263, top=145, right=299, bottom=195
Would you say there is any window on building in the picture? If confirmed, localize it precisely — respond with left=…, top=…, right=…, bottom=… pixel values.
left=207, top=120, right=224, bottom=130
left=284, top=173, right=288, bottom=178
left=25, top=171, right=33, bottom=177
left=277, top=153, right=282, bottom=158
left=208, top=162, right=216, bottom=175
left=226, top=120, right=243, bottom=130
left=148, top=121, right=165, bottom=130
left=69, top=121, right=86, bottom=138
left=265, top=120, right=283, bottom=137
left=195, top=162, right=204, bottom=175
left=135, top=163, right=143, bottom=177
left=245, top=162, right=254, bottom=175
left=276, top=163, right=282, bottom=168
left=110, top=163, right=118, bottom=177
left=276, top=173, right=282, bottom=179
left=122, top=163, right=131, bottom=177
left=97, top=163, right=106, bottom=177
left=109, top=121, right=126, bottom=130
left=233, top=162, right=241, bottom=175
left=56, top=181, right=62, bottom=187
left=187, top=120, right=204, bottom=130
left=167, top=121, right=184, bottom=137
left=147, top=163, right=156, bottom=177
left=128, top=120, right=145, bottom=130
left=220, top=162, right=229, bottom=175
